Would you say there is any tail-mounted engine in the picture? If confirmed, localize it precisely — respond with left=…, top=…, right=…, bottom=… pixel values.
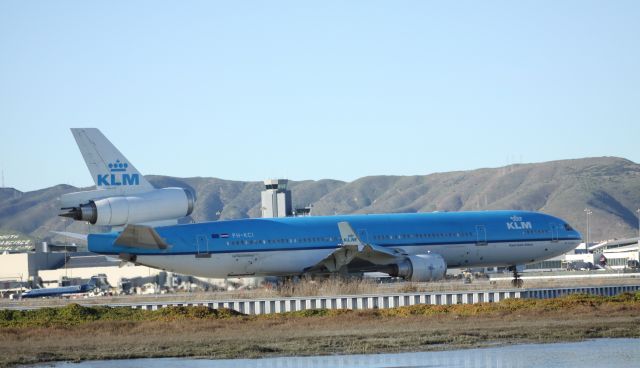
left=59, top=187, right=195, bottom=226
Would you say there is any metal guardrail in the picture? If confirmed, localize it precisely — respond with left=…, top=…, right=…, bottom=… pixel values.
left=3, top=284, right=639, bottom=314
left=522, top=284, right=640, bottom=299
left=111, top=284, right=640, bottom=315
left=120, top=291, right=519, bottom=314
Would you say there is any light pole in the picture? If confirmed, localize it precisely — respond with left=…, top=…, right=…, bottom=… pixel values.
left=636, top=208, right=640, bottom=240
left=584, top=208, right=592, bottom=247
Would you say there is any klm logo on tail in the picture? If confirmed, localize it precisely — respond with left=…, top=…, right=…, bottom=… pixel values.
left=97, top=160, right=140, bottom=186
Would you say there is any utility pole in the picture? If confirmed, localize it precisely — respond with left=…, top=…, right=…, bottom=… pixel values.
left=636, top=208, right=640, bottom=240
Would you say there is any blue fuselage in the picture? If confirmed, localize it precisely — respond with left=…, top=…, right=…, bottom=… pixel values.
left=88, top=210, right=581, bottom=278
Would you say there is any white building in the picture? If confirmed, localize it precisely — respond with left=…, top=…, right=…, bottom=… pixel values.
left=261, top=179, right=293, bottom=218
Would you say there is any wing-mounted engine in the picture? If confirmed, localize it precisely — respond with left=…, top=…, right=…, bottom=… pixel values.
left=59, top=187, right=195, bottom=226
left=390, top=253, right=447, bottom=282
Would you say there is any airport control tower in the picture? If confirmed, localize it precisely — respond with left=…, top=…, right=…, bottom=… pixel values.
left=261, top=179, right=293, bottom=218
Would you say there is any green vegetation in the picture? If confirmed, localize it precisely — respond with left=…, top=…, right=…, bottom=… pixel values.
left=377, top=292, right=640, bottom=317
left=0, top=304, right=242, bottom=328
left=2, top=292, right=639, bottom=328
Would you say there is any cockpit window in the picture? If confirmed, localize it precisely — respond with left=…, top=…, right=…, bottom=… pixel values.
left=564, top=223, right=574, bottom=231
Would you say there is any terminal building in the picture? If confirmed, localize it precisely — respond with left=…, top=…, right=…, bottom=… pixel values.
left=0, top=245, right=166, bottom=296
left=563, top=237, right=640, bottom=270
left=522, top=237, right=640, bottom=271
left=0, top=244, right=260, bottom=297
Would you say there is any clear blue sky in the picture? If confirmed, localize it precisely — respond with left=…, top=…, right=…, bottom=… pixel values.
left=1, top=1, right=639, bottom=192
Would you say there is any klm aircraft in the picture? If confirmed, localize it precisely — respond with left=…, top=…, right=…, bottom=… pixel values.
left=59, top=129, right=581, bottom=286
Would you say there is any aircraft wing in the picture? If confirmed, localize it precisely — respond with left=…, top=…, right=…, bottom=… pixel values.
left=114, top=224, right=169, bottom=250
left=306, top=221, right=404, bottom=273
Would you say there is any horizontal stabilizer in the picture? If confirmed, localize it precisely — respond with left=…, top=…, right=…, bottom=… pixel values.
left=114, top=224, right=168, bottom=250
left=51, top=231, right=88, bottom=241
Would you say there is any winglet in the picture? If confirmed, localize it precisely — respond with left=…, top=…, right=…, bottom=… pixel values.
left=337, top=221, right=364, bottom=250
left=338, top=221, right=402, bottom=259
left=114, top=224, right=168, bottom=250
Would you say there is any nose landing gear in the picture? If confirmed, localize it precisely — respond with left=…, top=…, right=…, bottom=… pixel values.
left=509, top=265, right=523, bottom=288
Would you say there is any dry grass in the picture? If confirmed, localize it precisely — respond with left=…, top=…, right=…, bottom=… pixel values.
left=271, top=276, right=380, bottom=297
left=1, top=294, right=640, bottom=367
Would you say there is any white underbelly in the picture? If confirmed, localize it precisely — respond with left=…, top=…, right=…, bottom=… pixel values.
left=136, top=249, right=334, bottom=278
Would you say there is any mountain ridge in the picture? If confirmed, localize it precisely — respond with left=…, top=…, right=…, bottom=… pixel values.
left=1, top=156, right=638, bottom=243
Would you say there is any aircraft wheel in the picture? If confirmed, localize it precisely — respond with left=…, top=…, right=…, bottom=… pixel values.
left=511, top=278, right=524, bottom=288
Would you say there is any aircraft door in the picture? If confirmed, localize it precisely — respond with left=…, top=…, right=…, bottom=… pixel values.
left=196, top=234, right=211, bottom=258
left=475, top=225, right=488, bottom=246
left=550, top=224, right=559, bottom=242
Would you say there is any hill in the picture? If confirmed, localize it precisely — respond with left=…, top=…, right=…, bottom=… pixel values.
left=0, top=157, right=639, bottom=243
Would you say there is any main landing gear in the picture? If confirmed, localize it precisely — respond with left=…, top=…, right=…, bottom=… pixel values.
left=509, top=265, right=523, bottom=288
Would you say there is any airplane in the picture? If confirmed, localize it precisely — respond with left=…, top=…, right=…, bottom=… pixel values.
left=59, top=129, right=582, bottom=287
left=22, top=278, right=97, bottom=299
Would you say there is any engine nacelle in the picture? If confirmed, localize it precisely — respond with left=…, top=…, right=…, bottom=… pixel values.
left=60, top=187, right=195, bottom=226
left=393, top=253, right=447, bottom=282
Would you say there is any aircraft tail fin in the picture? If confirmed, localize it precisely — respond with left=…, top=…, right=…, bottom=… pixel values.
left=71, top=128, right=154, bottom=193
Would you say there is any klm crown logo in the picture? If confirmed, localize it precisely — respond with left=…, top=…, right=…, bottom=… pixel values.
left=97, top=159, right=140, bottom=186
left=108, top=160, right=128, bottom=172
